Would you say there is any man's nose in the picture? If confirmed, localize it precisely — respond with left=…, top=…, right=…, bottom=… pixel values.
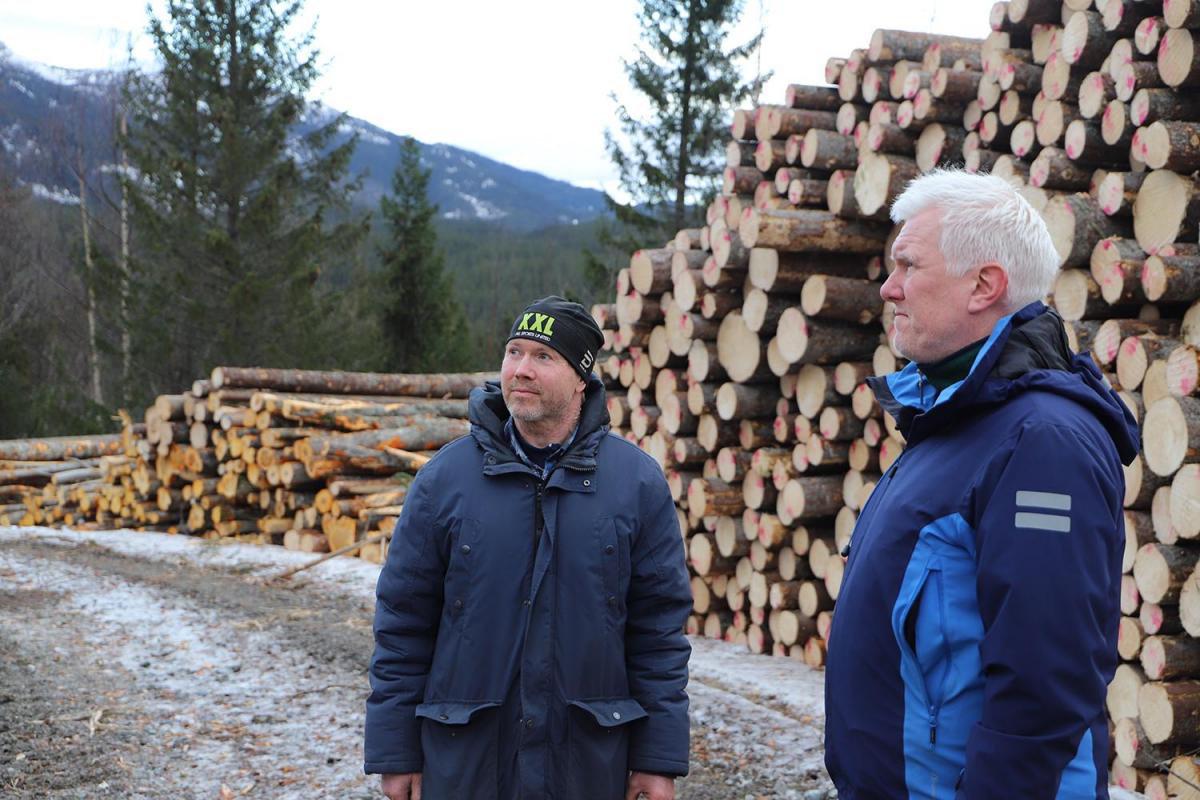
left=514, top=355, right=537, bottom=377
left=880, top=270, right=903, bottom=302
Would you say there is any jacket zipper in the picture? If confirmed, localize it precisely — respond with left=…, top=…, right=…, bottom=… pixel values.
left=534, top=481, right=545, bottom=544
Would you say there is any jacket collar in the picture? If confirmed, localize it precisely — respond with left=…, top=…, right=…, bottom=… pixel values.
left=869, top=302, right=1139, bottom=463
left=468, top=375, right=610, bottom=477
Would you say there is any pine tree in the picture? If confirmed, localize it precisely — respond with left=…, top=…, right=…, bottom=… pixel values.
left=588, top=0, right=767, bottom=291
left=376, top=137, right=470, bottom=372
left=121, top=0, right=367, bottom=399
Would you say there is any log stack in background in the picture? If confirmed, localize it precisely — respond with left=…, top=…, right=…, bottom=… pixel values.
left=596, top=2, right=1200, bottom=793
left=0, top=368, right=495, bottom=564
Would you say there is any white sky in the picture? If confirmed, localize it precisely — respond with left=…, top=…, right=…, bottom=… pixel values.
left=0, top=1, right=999, bottom=192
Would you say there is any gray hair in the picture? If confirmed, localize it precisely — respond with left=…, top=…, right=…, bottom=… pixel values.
left=889, top=169, right=1059, bottom=310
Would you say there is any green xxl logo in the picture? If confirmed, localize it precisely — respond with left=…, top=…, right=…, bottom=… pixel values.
left=518, top=313, right=556, bottom=336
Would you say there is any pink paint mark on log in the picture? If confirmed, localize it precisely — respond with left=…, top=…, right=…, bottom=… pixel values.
left=1123, top=338, right=1139, bottom=355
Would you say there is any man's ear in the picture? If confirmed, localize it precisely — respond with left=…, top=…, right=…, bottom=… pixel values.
left=968, top=263, right=1008, bottom=313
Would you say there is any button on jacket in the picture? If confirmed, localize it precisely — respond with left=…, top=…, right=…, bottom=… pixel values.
left=825, top=303, right=1139, bottom=799
left=365, top=375, right=692, bottom=799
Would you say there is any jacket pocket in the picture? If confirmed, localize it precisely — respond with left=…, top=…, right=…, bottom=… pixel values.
left=899, top=565, right=952, bottom=739
left=565, top=697, right=648, bottom=800
left=415, top=700, right=501, bottom=800
left=598, top=518, right=627, bottom=622
left=443, top=518, right=480, bottom=636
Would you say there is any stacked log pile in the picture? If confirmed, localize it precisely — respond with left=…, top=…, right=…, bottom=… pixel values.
left=598, top=3, right=1200, bottom=793
left=0, top=368, right=494, bottom=564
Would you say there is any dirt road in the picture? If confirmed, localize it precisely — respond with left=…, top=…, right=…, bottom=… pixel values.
left=0, top=527, right=832, bottom=799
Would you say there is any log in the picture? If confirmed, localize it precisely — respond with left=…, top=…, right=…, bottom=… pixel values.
left=739, top=208, right=890, bottom=254
left=1138, top=121, right=1200, bottom=171
left=688, top=477, right=744, bottom=517
left=757, top=106, right=839, bottom=141
left=1118, top=334, right=1180, bottom=390
left=1062, top=10, right=1121, bottom=68
left=1166, top=0, right=1200, bottom=31
left=1030, top=147, right=1092, bottom=191
left=915, top=123, right=967, bottom=172
left=1142, top=635, right=1200, bottom=680
left=785, top=84, right=843, bottom=111
left=1139, top=679, right=1200, bottom=746
left=210, top=367, right=495, bottom=398
left=0, top=435, right=122, bottom=461
left=1110, top=661, right=1147, bottom=721
left=853, top=153, right=922, bottom=217
left=1170, top=463, right=1200, bottom=546
left=800, top=275, right=884, bottom=324
left=1044, top=193, right=1132, bottom=268
left=1143, top=254, right=1200, bottom=304
left=776, top=308, right=881, bottom=366
left=1134, top=171, right=1200, bottom=256
left=777, top=475, right=844, bottom=525
left=1115, top=714, right=1172, bottom=768
left=1144, top=395, right=1200, bottom=475
left=1156, top=27, right=1200, bottom=87
left=798, top=129, right=859, bottom=170
left=1135, top=542, right=1200, bottom=603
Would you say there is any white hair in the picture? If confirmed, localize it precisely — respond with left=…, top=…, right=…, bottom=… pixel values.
left=890, top=169, right=1059, bottom=310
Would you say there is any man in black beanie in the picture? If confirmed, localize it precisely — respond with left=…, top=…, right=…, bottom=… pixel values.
left=366, top=296, right=692, bottom=800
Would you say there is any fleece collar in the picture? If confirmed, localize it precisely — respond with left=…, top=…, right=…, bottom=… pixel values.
left=468, top=375, right=610, bottom=476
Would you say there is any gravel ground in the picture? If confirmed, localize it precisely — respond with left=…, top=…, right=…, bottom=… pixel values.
left=0, top=527, right=835, bottom=799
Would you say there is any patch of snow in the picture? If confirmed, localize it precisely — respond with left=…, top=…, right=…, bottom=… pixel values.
left=443, top=209, right=465, bottom=220
left=481, top=178, right=496, bottom=190
left=456, top=191, right=507, bottom=221
left=446, top=165, right=458, bottom=175
left=460, top=156, right=476, bottom=169
left=9, top=79, right=33, bottom=99
left=30, top=183, right=80, bottom=206
left=0, top=529, right=375, bottom=799
left=0, top=527, right=381, bottom=605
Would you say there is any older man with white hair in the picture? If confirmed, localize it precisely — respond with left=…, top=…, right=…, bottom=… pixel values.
left=824, top=170, right=1139, bottom=799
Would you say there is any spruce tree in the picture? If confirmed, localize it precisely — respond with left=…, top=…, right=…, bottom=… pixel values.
left=376, top=137, right=470, bottom=372
left=588, top=0, right=767, bottom=291
left=121, top=0, right=366, bottom=398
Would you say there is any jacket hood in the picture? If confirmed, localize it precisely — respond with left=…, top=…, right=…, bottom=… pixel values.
left=468, top=374, right=611, bottom=471
left=870, top=302, right=1139, bottom=465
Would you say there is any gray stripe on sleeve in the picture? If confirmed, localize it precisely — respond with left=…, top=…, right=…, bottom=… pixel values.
left=1015, top=490, right=1072, bottom=511
left=1014, top=512, right=1071, bottom=533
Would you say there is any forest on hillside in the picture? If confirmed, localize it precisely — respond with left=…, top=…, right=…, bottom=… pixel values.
left=0, top=0, right=761, bottom=438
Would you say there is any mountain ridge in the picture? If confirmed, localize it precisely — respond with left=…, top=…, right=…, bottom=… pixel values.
left=0, top=44, right=607, bottom=231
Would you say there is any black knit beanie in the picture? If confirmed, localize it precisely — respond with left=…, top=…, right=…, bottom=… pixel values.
left=508, top=296, right=604, bottom=379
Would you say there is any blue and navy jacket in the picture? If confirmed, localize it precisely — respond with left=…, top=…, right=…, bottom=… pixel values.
left=825, top=302, right=1139, bottom=799
left=365, top=376, right=692, bottom=799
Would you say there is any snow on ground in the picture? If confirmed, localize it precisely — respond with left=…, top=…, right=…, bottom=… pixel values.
left=0, top=531, right=372, bottom=798
left=0, top=527, right=1144, bottom=799
left=0, top=525, right=383, bottom=604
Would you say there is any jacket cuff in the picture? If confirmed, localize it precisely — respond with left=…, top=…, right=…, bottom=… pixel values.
left=628, top=756, right=689, bottom=778
left=363, top=758, right=423, bottom=776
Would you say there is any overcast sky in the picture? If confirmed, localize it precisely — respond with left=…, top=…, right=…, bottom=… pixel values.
left=0, top=0, right=999, bottom=192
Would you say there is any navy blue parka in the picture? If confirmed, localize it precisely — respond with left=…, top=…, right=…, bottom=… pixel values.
left=365, top=375, right=692, bottom=799
left=825, top=303, right=1139, bottom=799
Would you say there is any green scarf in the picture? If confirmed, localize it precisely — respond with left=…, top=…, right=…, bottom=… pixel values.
left=919, top=337, right=988, bottom=393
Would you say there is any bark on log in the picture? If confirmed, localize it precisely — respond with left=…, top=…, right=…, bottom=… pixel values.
left=0, top=435, right=122, bottom=461
left=1044, top=193, right=1133, bottom=268
left=1139, top=679, right=1200, bottom=746
left=210, top=368, right=495, bottom=398
left=739, top=208, right=890, bottom=254
left=1135, top=542, right=1200, bottom=603
left=1142, top=635, right=1200, bottom=680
